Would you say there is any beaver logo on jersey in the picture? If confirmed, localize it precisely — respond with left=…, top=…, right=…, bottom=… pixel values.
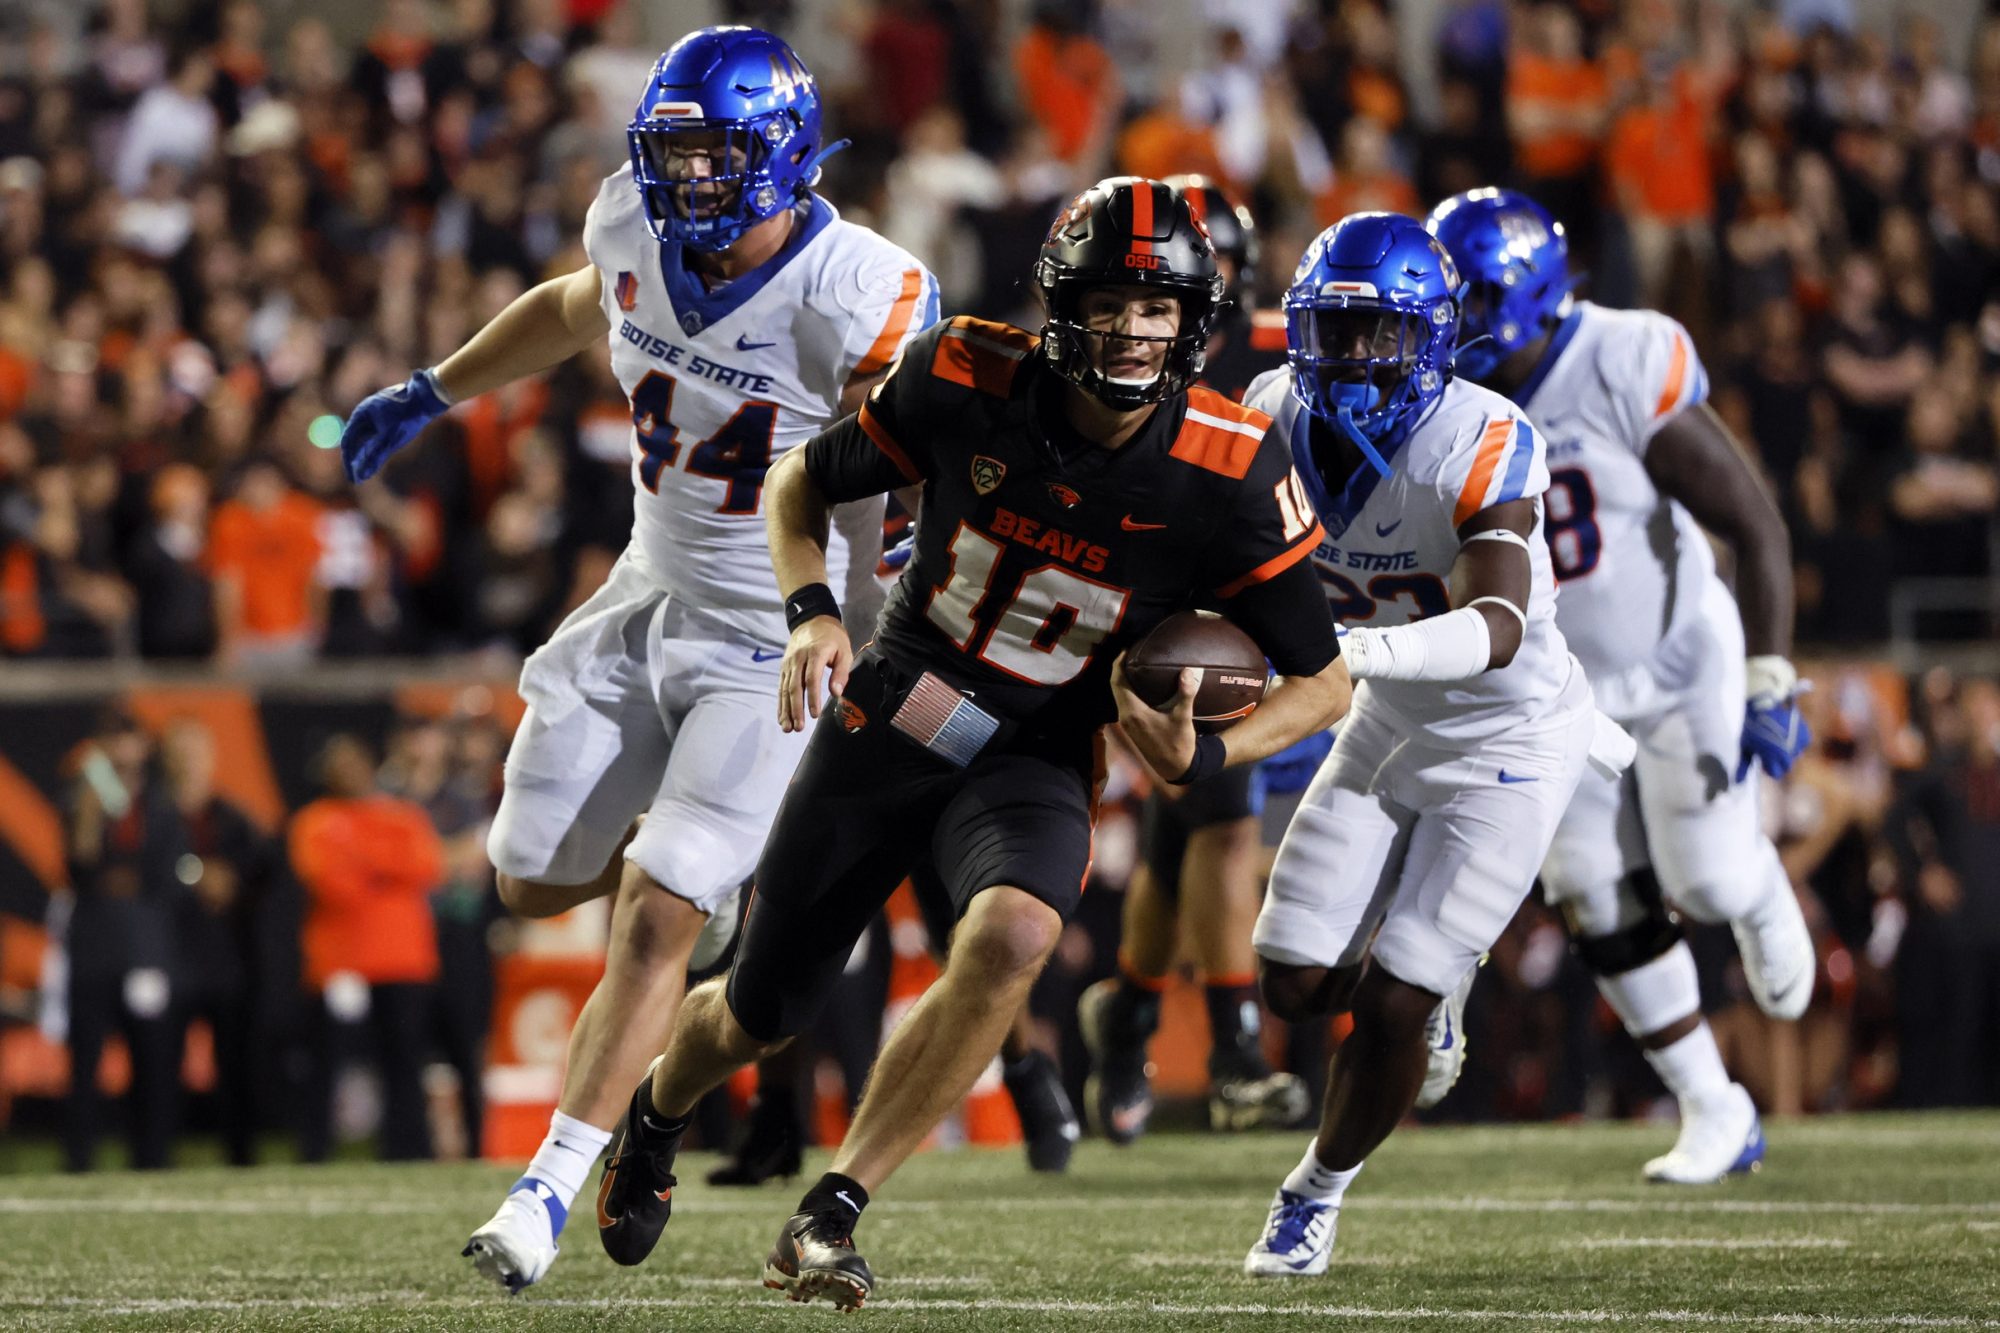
left=972, top=456, right=1006, bottom=495
left=1047, top=482, right=1081, bottom=509
left=837, top=698, right=868, bottom=733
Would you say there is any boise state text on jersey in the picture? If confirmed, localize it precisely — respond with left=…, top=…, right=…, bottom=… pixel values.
left=584, top=163, right=940, bottom=644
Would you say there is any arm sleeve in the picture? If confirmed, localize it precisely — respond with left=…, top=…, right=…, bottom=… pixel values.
left=1208, top=438, right=1326, bottom=599
left=841, top=259, right=941, bottom=382
left=1439, top=411, right=1549, bottom=530
left=1221, top=556, right=1340, bottom=678
left=805, top=327, right=943, bottom=499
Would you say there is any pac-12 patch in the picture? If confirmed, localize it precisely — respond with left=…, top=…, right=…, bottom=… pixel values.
left=972, top=455, right=1006, bottom=495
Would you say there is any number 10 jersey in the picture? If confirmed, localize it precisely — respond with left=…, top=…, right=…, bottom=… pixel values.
left=804, top=317, right=1339, bottom=743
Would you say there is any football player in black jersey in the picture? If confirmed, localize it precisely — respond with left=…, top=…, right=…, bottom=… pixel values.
left=1080, top=174, right=1311, bottom=1146
left=592, top=176, right=1351, bottom=1309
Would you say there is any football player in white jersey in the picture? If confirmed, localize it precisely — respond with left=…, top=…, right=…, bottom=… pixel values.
left=1239, top=213, right=1631, bottom=1276
left=1427, top=188, right=1814, bottom=1183
left=338, top=27, right=937, bottom=1292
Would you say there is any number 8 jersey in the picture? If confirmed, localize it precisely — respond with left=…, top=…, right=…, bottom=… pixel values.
left=1499, top=302, right=1714, bottom=713
left=584, top=164, right=939, bottom=643
left=1245, top=369, right=1577, bottom=744
left=804, top=316, right=1340, bottom=739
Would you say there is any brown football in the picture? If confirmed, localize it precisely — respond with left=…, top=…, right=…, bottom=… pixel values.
left=1122, top=610, right=1269, bottom=734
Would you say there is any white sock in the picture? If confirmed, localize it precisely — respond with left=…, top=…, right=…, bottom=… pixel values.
left=1282, top=1142, right=1362, bottom=1205
left=1643, top=1024, right=1736, bottom=1114
left=1593, top=941, right=1702, bottom=1035
left=519, top=1112, right=613, bottom=1235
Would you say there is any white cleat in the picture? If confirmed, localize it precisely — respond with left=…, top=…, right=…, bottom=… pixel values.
left=1243, top=1188, right=1339, bottom=1277
left=1643, top=1083, right=1766, bottom=1184
left=1732, top=886, right=1814, bottom=1021
left=1415, top=956, right=1482, bottom=1110
left=690, top=883, right=743, bottom=972
left=464, top=1184, right=561, bottom=1294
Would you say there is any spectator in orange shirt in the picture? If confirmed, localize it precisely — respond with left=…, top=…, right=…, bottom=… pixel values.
left=1013, top=4, right=1121, bottom=177
left=1605, top=59, right=1719, bottom=310
left=1315, top=118, right=1419, bottom=226
left=291, top=734, right=444, bottom=1163
left=206, top=459, right=323, bottom=670
left=1508, top=3, right=1608, bottom=262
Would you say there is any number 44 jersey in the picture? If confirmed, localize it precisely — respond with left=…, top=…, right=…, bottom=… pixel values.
left=1244, top=369, right=1577, bottom=745
left=584, top=164, right=939, bottom=643
left=804, top=316, right=1341, bottom=741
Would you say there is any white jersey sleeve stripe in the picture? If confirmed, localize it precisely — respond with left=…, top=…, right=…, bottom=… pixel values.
left=1452, top=417, right=1516, bottom=527
left=1184, top=406, right=1268, bottom=439
left=854, top=267, right=928, bottom=377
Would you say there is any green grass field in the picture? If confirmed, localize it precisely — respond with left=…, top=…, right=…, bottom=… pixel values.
left=3, top=1113, right=1997, bottom=1330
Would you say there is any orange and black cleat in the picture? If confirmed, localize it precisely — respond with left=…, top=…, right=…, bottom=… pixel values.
left=595, top=1062, right=685, bottom=1267
left=762, top=1210, right=875, bottom=1312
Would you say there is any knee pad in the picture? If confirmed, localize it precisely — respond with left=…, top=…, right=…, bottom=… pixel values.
left=1565, top=869, right=1682, bottom=977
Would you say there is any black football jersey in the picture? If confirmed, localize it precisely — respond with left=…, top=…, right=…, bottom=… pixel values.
left=805, top=316, right=1337, bottom=738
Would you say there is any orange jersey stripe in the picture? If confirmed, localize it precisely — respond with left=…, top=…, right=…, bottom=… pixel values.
left=853, top=268, right=925, bottom=379
left=1130, top=180, right=1154, bottom=257
left=930, top=318, right=1034, bottom=396
left=1170, top=387, right=1270, bottom=479
left=1652, top=332, right=1689, bottom=418
left=1216, top=522, right=1325, bottom=598
left=1453, top=419, right=1516, bottom=528
left=859, top=402, right=922, bottom=484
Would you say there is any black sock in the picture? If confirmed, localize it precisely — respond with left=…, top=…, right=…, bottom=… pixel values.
left=1109, top=980, right=1163, bottom=1042
left=799, top=1171, right=869, bottom=1221
left=1206, top=982, right=1268, bottom=1076
left=640, top=1091, right=693, bottom=1142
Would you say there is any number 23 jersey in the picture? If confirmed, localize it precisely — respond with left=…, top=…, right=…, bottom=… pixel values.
left=1244, top=370, right=1576, bottom=745
left=584, top=165, right=938, bottom=643
left=806, top=317, right=1340, bottom=738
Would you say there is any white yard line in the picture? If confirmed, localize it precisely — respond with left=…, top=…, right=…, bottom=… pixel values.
left=4, top=1294, right=1997, bottom=1328
left=1573, top=1237, right=1854, bottom=1250
left=5, top=1193, right=1996, bottom=1219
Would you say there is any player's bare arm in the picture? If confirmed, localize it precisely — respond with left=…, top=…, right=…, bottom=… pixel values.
left=341, top=264, right=610, bottom=483
left=1451, top=496, right=1537, bottom=668
left=765, top=448, right=854, bottom=731
left=1643, top=402, right=1794, bottom=658
left=433, top=265, right=611, bottom=403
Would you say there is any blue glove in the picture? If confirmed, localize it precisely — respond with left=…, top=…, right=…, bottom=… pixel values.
left=1739, top=656, right=1811, bottom=781
left=340, top=368, right=451, bottom=483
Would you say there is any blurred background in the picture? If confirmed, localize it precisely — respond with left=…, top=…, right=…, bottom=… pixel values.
left=2, top=0, right=1998, bottom=1171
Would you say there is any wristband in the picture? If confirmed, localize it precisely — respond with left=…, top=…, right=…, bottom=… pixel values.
left=1171, top=732, right=1227, bottom=786
left=416, top=367, right=454, bottom=408
left=785, top=582, right=842, bottom=632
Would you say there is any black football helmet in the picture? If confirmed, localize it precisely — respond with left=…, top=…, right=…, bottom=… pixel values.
left=1033, top=176, right=1224, bottom=411
left=1163, top=174, right=1259, bottom=310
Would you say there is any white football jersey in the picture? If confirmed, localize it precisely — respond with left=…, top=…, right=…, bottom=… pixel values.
left=1507, top=301, right=1715, bottom=709
left=583, top=165, right=939, bottom=643
left=1246, top=371, right=1577, bottom=744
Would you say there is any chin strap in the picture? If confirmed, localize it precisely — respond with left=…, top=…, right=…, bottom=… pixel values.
left=1334, top=404, right=1394, bottom=478
left=798, top=137, right=851, bottom=188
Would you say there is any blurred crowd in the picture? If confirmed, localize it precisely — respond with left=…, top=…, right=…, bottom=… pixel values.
left=5, top=0, right=2000, bottom=1162
left=1, top=0, right=1998, bottom=661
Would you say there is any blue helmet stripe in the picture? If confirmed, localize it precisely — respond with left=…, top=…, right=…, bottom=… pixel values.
left=1494, top=420, right=1535, bottom=505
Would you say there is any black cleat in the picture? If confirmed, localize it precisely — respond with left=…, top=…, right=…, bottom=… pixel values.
left=595, top=1062, right=685, bottom=1267
left=763, top=1209, right=874, bottom=1311
left=1001, top=1049, right=1081, bottom=1173
left=1077, top=979, right=1155, bottom=1145
left=1209, top=1041, right=1312, bottom=1132
left=707, top=1110, right=803, bottom=1187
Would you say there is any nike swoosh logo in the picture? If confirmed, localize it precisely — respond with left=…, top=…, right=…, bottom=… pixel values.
left=834, top=1189, right=858, bottom=1213
left=751, top=648, right=783, bottom=662
left=1497, top=770, right=1537, bottom=784
left=736, top=335, right=776, bottom=351
left=1376, top=519, right=1402, bottom=537
left=596, top=1168, right=619, bottom=1229
left=1121, top=516, right=1167, bottom=531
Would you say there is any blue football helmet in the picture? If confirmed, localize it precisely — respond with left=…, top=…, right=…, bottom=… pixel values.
left=627, top=26, right=843, bottom=252
left=1425, top=188, right=1570, bottom=381
left=1284, top=212, right=1462, bottom=477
